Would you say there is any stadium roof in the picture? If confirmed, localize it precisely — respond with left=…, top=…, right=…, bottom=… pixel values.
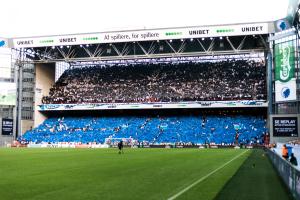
left=0, top=0, right=289, bottom=38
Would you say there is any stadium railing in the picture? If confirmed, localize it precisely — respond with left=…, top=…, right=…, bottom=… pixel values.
left=267, top=149, right=300, bottom=199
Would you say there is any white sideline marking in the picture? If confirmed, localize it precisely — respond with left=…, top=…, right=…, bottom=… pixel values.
left=167, top=150, right=249, bottom=200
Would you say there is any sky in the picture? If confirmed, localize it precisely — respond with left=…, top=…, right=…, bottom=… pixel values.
left=0, top=0, right=289, bottom=38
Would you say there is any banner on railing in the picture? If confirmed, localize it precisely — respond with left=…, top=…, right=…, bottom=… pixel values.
left=38, top=100, right=268, bottom=111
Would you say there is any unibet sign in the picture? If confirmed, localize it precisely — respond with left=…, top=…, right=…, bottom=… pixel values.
left=12, top=23, right=270, bottom=48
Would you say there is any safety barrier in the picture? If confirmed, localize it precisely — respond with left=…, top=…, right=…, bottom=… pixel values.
left=267, top=149, right=300, bottom=199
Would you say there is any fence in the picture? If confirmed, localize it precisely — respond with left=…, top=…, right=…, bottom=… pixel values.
left=267, top=149, right=300, bottom=200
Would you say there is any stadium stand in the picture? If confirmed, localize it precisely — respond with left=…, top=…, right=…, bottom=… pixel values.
left=19, top=115, right=267, bottom=145
left=42, top=59, right=266, bottom=104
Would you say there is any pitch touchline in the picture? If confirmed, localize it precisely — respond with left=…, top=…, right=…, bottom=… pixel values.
left=167, top=149, right=250, bottom=200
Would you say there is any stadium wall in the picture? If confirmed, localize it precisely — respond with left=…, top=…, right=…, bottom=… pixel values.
left=267, top=148, right=300, bottom=199
left=21, top=119, right=33, bottom=135
left=34, top=63, right=55, bottom=128
left=0, top=135, right=13, bottom=147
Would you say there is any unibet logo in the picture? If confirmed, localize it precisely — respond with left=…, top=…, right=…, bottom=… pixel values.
left=0, top=40, right=5, bottom=47
left=281, top=87, right=290, bottom=99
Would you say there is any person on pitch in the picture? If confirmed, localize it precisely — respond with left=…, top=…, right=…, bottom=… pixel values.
left=118, top=140, right=124, bottom=154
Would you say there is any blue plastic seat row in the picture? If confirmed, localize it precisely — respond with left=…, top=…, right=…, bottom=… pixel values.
left=19, top=116, right=267, bottom=145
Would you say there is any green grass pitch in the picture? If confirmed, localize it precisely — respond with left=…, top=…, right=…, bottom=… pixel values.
left=0, top=148, right=293, bottom=200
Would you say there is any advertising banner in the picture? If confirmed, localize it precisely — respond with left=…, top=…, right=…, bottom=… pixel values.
left=12, top=23, right=270, bottom=48
left=38, top=100, right=268, bottom=111
left=274, top=18, right=291, bottom=32
left=275, top=41, right=297, bottom=102
left=273, top=117, right=298, bottom=137
left=2, top=118, right=13, bottom=136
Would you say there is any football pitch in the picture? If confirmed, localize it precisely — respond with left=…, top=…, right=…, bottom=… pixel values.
left=0, top=148, right=293, bottom=200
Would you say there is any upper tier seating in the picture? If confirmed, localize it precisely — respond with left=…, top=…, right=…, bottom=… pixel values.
left=42, top=60, right=266, bottom=104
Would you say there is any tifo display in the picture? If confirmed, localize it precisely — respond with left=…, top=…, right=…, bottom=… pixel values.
left=19, top=115, right=267, bottom=145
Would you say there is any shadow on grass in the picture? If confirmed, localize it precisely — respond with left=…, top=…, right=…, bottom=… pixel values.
left=214, top=149, right=294, bottom=200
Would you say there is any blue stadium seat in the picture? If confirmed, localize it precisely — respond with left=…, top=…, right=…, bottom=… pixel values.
left=19, top=115, right=267, bottom=145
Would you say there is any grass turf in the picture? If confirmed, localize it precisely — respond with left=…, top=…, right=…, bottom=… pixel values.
left=0, top=148, right=292, bottom=200
left=214, top=149, right=294, bottom=200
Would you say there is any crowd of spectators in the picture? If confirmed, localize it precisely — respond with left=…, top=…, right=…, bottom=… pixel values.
left=19, top=115, right=267, bottom=145
left=42, top=59, right=266, bottom=104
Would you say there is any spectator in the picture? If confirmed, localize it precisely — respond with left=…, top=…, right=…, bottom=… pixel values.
left=235, top=131, right=240, bottom=145
left=290, top=153, right=298, bottom=166
left=42, top=59, right=266, bottom=104
left=282, top=144, right=289, bottom=160
left=20, top=114, right=267, bottom=146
